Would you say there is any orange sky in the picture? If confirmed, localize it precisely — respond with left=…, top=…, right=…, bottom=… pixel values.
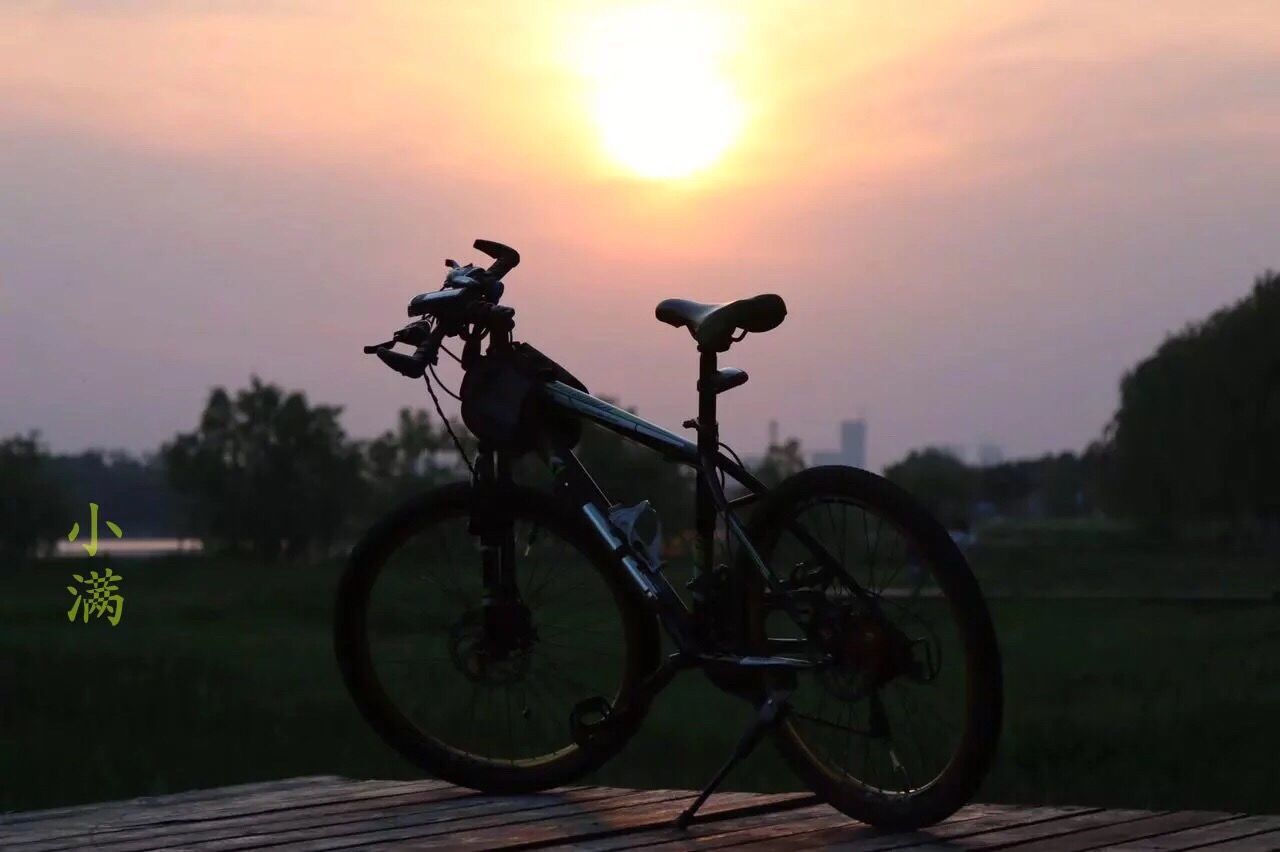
left=3, top=2, right=1279, bottom=468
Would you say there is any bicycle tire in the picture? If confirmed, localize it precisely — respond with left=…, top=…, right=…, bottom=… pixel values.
left=335, top=481, right=661, bottom=792
left=738, top=466, right=1002, bottom=829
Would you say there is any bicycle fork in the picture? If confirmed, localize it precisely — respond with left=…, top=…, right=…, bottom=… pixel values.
left=470, top=450, right=532, bottom=660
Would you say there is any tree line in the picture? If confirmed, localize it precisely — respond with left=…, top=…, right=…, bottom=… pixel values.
left=1101, top=270, right=1280, bottom=540
left=883, top=447, right=1104, bottom=531
left=3, top=269, right=1276, bottom=559
left=0, top=377, right=702, bottom=561
left=883, top=270, right=1280, bottom=546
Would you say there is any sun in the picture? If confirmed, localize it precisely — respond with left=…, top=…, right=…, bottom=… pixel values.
left=578, top=4, right=744, bottom=180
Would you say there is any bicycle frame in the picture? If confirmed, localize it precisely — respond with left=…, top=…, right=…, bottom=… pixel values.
left=540, top=379, right=771, bottom=655
left=468, top=342, right=870, bottom=677
left=360, top=250, right=999, bottom=826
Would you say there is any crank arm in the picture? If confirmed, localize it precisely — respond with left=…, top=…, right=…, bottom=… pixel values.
left=571, top=653, right=686, bottom=747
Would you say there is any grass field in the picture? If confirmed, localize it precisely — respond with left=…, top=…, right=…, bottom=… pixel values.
left=2, top=535, right=1278, bottom=815
left=968, top=519, right=1280, bottom=598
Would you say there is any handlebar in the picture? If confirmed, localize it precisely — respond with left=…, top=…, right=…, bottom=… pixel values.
left=368, top=238, right=520, bottom=379
left=473, top=239, right=520, bottom=280
left=365, top=300, right=514, bottom=379
left=406, top=241, right=517, bottom=320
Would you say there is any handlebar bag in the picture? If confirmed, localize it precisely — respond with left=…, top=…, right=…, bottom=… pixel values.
left=460, top=342, right=587, bottom=454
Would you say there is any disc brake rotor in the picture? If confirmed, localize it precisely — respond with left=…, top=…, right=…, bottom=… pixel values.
left=447, top=607, right=534, bottom=686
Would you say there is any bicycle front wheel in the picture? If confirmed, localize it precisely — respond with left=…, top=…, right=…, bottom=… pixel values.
left=739, top=466, right=1002, bottom=830
left=335, top=482, right=660, bottom=792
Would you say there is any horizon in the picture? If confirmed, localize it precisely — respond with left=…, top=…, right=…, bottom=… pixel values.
left=3, top=2, right=1278, bottom=470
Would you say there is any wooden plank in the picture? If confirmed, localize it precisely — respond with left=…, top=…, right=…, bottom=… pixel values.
left=34, top=786, right=644, bottom=852
left=205, top=787, right=691, bottom=852
left=717, top=805, right=1104, bottom=851
left=565, top=803, right=851, bottom=851
left=0, top=780, right=439, bottom=844
left=4, top=778, right=1279, bottom=852
left=0, top=776, right=348, bottom=825
left=0, top=777, right=395, bottom=837
left=850, top=809, right=1164, bottom=851
left=587, top=803, right=1020, bottom=852
left=1106, top=815, right=1280, bottom=851
left=0, top=780, right=453, bottom=846
left=1189, top=829, right=1280, bottom=851
left=16, top=784, right=482, bottom=852
left=352, top=791, right=818, bottom=851
left=985, top=810, right=1238, bottom=852
left=181, top=787, right=705, bottom=851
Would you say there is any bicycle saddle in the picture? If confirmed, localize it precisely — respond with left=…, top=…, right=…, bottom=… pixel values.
left=655, top=294, right=787, bottom=352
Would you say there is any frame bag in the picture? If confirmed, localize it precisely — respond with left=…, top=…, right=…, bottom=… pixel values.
left=460, top=342, right=587, bottom=454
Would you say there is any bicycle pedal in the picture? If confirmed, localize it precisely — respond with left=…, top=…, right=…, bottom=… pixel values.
left=569, top=695, right=615, bottom=746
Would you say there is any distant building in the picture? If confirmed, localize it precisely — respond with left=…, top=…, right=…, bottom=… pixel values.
left=811, top=419, right=867, bottom=469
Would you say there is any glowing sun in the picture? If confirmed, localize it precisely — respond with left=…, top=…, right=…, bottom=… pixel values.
left=579, top=5, right=744, bottom=180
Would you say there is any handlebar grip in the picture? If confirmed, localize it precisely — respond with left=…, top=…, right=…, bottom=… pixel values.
left=473, top=239, right=520, bottom=279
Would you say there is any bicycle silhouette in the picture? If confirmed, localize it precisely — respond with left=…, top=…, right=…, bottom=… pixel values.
left=336, top=240, right=1002, bottom=829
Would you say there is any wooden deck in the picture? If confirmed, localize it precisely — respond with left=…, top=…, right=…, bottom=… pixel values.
left=3, top=777, right=1278, bottom=851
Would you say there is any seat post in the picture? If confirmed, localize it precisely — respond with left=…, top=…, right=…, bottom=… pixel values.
left=693, top=347, right=719, bottom=588
left=697, top=348, right=719, bottom=443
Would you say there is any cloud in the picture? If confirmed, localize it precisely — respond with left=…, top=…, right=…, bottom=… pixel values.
left=3, top=1, right=1280, bottom=467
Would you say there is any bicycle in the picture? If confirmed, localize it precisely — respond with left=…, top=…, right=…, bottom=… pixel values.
left=335, top=239, right=1002, bottom=829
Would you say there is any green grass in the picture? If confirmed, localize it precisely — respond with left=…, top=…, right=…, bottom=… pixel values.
left=2, top=549, right=1278, bottom=815
left=968, top=524, right=1280, bottom=597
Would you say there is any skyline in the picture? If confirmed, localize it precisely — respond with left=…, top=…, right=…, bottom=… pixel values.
left=3, top=2, right=1279, bottom=470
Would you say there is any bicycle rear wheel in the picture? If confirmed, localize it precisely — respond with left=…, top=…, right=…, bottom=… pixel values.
left=739, top=466, right=1002, bottom=829
left=335, top=482, right=660, bottom=792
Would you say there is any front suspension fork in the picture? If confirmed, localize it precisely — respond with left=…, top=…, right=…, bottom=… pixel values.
left=471, top=449, right=523, bottom=645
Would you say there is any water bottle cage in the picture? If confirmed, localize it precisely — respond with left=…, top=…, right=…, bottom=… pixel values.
left=608, top=501, right=664, bottom=571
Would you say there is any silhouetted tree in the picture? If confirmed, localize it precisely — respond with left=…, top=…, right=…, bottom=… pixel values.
left=753, top=437, right=806, bottom=488
left=1102, top=270, right=1280, bottom=541
left=363, top=407, right=473, bottom=514
left=970, top=452, right=1099, bottom=519
left=885, top=448, right=976, bottom=529
left=162, top=377, right=362, bottom=560
left=0, top=432, right=69, bottom=559
left=48, top=450, right=175, bottom=536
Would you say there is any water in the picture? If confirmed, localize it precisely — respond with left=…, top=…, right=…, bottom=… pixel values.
left=54, top=537, right=203, bottom=558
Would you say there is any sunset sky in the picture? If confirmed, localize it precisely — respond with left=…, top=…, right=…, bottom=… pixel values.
left=2, top=1, right=1278, bottom=469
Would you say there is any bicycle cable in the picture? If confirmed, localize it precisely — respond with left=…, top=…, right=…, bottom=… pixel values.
left=716, top=439, right=750, bottom=570
left=423, top=369, right=474, bottom=477
left=439, top=342, right=463, bottom=365
left=718, top=440, right=746, bottom=471
left=428, top=363, right=462, bottom=401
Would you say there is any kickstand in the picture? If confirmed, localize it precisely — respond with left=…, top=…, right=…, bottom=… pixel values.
left=674, top=690, right=791, bottom=829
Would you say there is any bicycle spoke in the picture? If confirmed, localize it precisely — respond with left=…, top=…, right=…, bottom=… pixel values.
left=757, top=493, right=976, bottom=802
left=363, top=506, right=632, bottom=770
left=792, top=709, right=871, bottom=737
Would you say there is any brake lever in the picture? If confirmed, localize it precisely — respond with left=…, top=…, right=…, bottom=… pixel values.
left=393, top=319, right=436, bottom=347
left=375, top=347, right=427, bottom=378
left=363, top=340, right=395, bottom=354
